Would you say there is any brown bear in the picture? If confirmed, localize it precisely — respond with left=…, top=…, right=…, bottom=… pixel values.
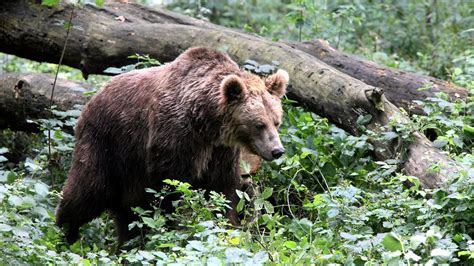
left=56, top=47, right=289, bottom=244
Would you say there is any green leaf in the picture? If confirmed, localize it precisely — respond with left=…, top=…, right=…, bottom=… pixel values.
left=340, top=232, right=357, bottom=241
left=405, top=251, right=421, bottom=262
left=163, top=179, right=179, bottom=186
left=188, top=240, right=206, bottom=252
left=243, top=191, right=251, bottom=201
left=263, top=200, right=274, bottom=213
left=8, top=195, right=23, bottom=206
left=104, top=65, right=136, bottom=74
left=463, top=125, right=474, bottom=137
left=453, top=234, right=463, bottom=242
left=0, top=171, right=7, bottom=182
left=235, top=189, right=243, bottom=198
left=433, top=139, right=448, bottom=148
left=382, top=221, right=393, bottom=228
left=236, top=198, right=245, bottom=212
left=80, top=259, right=91, bottom=266
left=53, top=130, right=64, bottom=140
left=34, top=207, right=50, bottom=220
left=295, top=17, right=305, bottom=28
left=254, top=198, right=264, bottom=210
left=240, top=160, right=251, bottom=174
left=42, top=0, right=60, bottom=6
left=356, top=114, right=373, bottom=126
left=327, top=208, right=339, bottom=218
left=453, top=68, right=462, bottom=76
left=0, top=224, right=12, bottom=232
left=207, top=257, right=222, bottom=266
left=382, top=131, right=398, bottom=141
left=6, top=171, right=18, bottom=184
left=253, top=251, right=269, bottom=264
left=312, top=194, right=325, bottom=206
left=284, top=241, right=297, bottom=249
left=34, top=182, right=49, bottom=197
left=261, top=187, right=273, bottom=199
left=138, top=250, right=155, bottom=260
left=453, top=136, right=463, bottom=148
left=157, top=243, right=175, bottom=248
left=145, top=188, right=158, bottom=194
left=382, top=233, right=403, bottom=252
left=300, top=147, right=317, bottom=158
left=142, top=217, right=157, bottom=228
left=458, top=250, right=473, bottom=258
left=431, top=248, right=452, bottom=262
left=83, top=90, right=97, bottom=96
left=95, top=0, right=105, bottom=6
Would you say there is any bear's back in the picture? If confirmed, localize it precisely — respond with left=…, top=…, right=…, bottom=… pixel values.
left=75, top=47, right=241, bottom=156
left=176, top=47, right=239, bottom=68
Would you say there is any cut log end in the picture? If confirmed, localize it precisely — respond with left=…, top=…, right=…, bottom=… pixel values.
left=403, top=132, right=465, bottom=189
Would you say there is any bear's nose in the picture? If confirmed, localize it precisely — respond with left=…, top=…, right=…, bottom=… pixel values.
left=271, top=148, right=285, bottom=159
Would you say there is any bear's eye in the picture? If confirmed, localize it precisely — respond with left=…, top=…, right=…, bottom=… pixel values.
left=255, top=123, right=266, bottom=130
left=274, top=122, right=280, bottom=127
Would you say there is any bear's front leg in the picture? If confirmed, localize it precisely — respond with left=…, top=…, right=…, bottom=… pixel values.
left=207, top=170, right=240, bottom=226
left=203, top=146, right=242, bottom=226
left=221, top=185, right=240, bottom=226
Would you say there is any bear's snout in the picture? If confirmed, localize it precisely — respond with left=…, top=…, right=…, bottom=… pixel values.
left=271, top=147, right=285, bottom=159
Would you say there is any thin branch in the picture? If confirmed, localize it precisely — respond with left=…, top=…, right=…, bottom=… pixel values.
left=48, top=3, right=76, bottom=186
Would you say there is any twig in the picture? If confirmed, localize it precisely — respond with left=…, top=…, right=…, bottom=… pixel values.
left=336, top=18, right=344, bottom=49
left=48, top=3, right=76, bottom=187
left=252, top=236, right=274, bottom=262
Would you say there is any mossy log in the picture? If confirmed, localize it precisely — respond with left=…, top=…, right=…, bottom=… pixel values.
left=0, top=73, right=90, bottom=131
left=286, top=40, right=469, bottom=115
left=0, top=1, right=467, bottom=114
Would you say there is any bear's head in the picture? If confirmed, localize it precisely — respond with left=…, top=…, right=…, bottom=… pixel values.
left=220, top=69, right=289, bottom=161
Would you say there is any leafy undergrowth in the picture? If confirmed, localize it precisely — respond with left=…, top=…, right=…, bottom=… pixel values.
left=0, top=89, right=473, bottom=264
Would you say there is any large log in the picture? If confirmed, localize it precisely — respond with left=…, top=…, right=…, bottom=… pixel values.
left=286, top=40, right=469, bottom=115
left=0, top=0, right=464, bottom=188
left=0, top=73, right=90, bottom=131
left=0, top=2, right=467, bottom=113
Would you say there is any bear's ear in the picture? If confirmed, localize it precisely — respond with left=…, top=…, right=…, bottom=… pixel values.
left=220, top=74, right=248, bottom=103
left=265, top=69, right=289, bottom=97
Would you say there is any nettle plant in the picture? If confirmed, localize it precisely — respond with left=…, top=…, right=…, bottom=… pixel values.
left=413, top=93, right=473, bottom=156
left=103, top=54, right=162, bottom=75
left=121, top=179, right=270, bottom=265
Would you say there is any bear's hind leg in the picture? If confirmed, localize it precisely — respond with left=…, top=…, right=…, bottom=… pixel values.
left=56, top=170, right=107, bottom=243
left=56, top=192, right=106, bottom=243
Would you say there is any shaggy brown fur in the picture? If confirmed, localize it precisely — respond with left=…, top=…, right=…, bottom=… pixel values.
left=56, top=47, right=289, bottom=244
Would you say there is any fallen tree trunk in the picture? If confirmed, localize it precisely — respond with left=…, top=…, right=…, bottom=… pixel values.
left=0, top=0, right=464, bottom=188
left=0, top=2, right=468, bottom=115
left=286, top=40, right=469, bottom=114
left=0, top=73, right=90, bottom=131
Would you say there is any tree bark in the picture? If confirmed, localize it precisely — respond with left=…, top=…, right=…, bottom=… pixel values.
left=0, top=1, right=468, bottom=114
left=286, top=40, right=469, bottom=115
left=0, top=73, right=90, bottom=132
left=0, top=0, right=465, bottom=188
